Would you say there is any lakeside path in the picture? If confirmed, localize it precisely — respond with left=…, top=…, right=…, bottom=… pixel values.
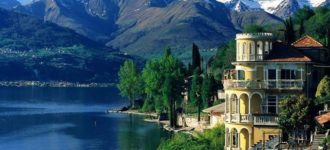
left=107, top=109, right=197, bottom=133
left=107, top=109, right=158, bottom=118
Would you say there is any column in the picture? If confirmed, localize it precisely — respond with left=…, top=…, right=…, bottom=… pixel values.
left=225, top=95, right=227, bottom=114
left=237, top=132, right=240, bottom=149
left=248, top=95, right=251, bottom=114
left=229, top=95, right=232, bottom=123
left=249, top=132, right=253, bottom=150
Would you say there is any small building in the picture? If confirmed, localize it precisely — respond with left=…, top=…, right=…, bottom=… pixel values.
left=203, top=103, right=225, bottom=127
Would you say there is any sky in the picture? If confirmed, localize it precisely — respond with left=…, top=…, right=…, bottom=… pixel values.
left=17, top=0, right=33, bottom=5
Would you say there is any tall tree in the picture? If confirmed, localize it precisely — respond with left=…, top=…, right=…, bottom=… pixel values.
left=190, top=68, right=202, bottom=121
left=315, top=75, right=330, bottom=104
left=283, top=17, right=296, bottom=44
left=117, top=60, right=143, bottom=108
left=201, top=73, right=212, bottom=108
left=192, top=43, right=201, bottom=73
left=278, top=95, right=312, bottom=149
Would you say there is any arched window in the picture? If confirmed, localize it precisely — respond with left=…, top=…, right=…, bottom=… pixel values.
left=265, top=41, right=269, bottom=53
left=232, top=129, right=238, bottom=148
left=257, top=41, right=263, bottom=60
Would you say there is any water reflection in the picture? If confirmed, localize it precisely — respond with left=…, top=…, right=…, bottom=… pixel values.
left=0, top=87, right=169, bottom=150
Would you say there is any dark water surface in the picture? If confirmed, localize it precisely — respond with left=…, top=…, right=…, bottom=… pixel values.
left=0, top=87, right=169, bottom=150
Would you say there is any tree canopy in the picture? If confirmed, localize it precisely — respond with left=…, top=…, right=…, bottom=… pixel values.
left=117, top=60, right=143, bottom=107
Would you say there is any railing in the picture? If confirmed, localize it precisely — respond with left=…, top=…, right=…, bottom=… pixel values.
left=225, top=114, right=253, bottom=123
left=254, top=115, right=278, bottom=126
left=225, top=114, right=278, bottom=126
left=237, top=54, right=263, bottom=61
left=223, top=80, right=304, bottom=90
left=240, top=114, right=253, bottom=123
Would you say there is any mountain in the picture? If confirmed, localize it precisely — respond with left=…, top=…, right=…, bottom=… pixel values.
left=217, top=0, right=330, bottom=18
left=0, top=8, right=135, bottom=82
left=0, top=0, right=21, bottom=9
left=10, top=0, right=281, bottom=59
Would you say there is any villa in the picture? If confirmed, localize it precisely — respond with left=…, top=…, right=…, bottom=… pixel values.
left=222, top=33, right=328, bottom=150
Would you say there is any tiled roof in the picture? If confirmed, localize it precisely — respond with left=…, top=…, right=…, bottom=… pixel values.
left=315, top=112, right=330, bottom=126
left=265, top=42, right=312, bottom=62
left=292, top=35, right=324, bottom=48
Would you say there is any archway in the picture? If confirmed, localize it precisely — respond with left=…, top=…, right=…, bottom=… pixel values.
left=239, top=93, right=249, bottom=114
left=240, top=128, right=250, bottom=150
left=251, top=93, right=262, bottom=114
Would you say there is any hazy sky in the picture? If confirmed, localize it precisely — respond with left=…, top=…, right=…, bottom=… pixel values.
left=17, top=0, right=32, bottom=5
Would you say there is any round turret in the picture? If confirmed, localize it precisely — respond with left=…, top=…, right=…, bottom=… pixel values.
left=236, top=33, right=274, bottom=61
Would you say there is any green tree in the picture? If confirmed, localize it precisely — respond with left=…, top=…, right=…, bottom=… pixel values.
left=190, top=68, right=202, bottom=121
left=201, top=73, right=212, bottom=108
left=283, top=17, right=296, bottom=44
left=243, top=24, right=265, bottom=33
left=191, top=43, right=201, bottom=74
left=315, top=76, right=330, bottom=104
left=161, top=48, right=185, bottom=127
left=158, top=124, right=225, bottom=150
left=210, top=40, right=236, bottom=81
left=117, top=60, right=143, bottom=108
left=278, top=95, right=312, bottom=148
left=142, top=48, right=185, bottom=117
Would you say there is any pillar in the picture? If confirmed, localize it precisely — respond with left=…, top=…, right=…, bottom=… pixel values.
left=249, top=132, right=252, bottom=149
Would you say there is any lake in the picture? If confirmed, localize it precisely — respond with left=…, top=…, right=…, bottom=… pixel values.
left=0, top=87, right=169, bottom=150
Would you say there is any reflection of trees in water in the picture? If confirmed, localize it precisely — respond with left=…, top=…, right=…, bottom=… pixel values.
left=117, top=114, right=170, bottom=150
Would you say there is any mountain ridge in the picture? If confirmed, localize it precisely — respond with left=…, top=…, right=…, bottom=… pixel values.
left=8, top=0, right=281, bottom=58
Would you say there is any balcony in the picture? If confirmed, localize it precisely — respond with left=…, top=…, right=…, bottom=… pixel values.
left=223, top=80, right=304, bottom=90
left=253, top=114, right=278, bottom=126
left=225, top=113, right=253, bottom=124
left=225, top=114, right=278, bottom=126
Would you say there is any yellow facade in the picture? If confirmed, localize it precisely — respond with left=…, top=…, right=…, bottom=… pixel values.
left=223, top=33, right=311, bottom=150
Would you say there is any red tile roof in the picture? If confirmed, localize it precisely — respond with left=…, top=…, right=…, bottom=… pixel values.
left=292, top=35, right=324, bottom=48
left=315, top=112, right=330, bottom=126
left=265, top=41, right=312, bottom=62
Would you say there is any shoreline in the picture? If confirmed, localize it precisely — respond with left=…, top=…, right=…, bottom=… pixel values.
left=0, top=81, right=115, bottom=88
left=106, top=108, right=196, bottom=133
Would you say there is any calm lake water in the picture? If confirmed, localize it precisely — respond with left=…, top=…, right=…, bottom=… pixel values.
left=0, top=87, right=169, bottom=150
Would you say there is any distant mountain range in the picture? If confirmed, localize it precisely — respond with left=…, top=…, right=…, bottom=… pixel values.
left=0, top=0, right=282, bottom=58
left=0, top=0, right=328, bottom=82
left=218, top=0, right=330, bottom=18
left=0, top=8, right=136, bottom=82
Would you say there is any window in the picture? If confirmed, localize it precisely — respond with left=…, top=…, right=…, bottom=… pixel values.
left=265, top=42, right=269, bottom=54
left=268, top=69, right=276, bottom=80
left=281, top=69, right=296, bottom=80
left=237, top=70, right=245, bottom=80
left=267, top=96, right=277, bottom=114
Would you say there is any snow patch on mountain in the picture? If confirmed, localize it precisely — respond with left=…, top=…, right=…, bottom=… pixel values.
left=217, top=0, right=329, bottom=14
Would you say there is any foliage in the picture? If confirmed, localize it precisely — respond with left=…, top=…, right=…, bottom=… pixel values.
left=158, top=124, right=225, bottom=150
left=210, top=40, right=236, bottom=81
left=278, top=95, right=312, bottom=145
left=201, top=73, right=212, bottom=108
left=283, top=17, right=296, bottom=44
left=117, top=60, right=143, bottom=107
left=142, top=48, right=185, bottom=116
left=191, top=43, right=201, bottom=74
left=190, top=68, right=202, bottom=121
left=315, top=76, right=330, bottom=104
left=243, top=24, right=265, bottom=33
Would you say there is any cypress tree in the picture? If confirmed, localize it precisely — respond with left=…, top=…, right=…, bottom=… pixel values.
left=283, top=17, right=296, bottom=45
left=192, top=43, right=201, bottom=73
